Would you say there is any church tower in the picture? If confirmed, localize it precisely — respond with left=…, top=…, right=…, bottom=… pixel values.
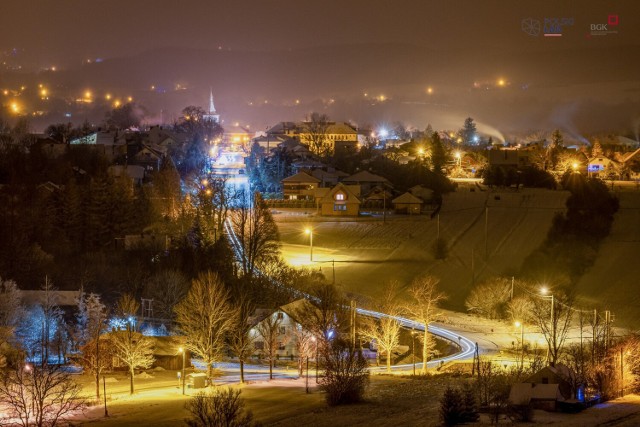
left=203, top=88, right=220, bottom=123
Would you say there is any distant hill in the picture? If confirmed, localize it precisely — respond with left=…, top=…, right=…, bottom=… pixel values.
left=10, top=42, right=640, bottom=133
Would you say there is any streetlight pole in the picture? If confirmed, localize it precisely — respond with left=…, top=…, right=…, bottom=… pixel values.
left=313, top=337, right=319, bottom=383
left=515, top=321, right=524, bottom=369
left=306, top=356, right=309, bottom=394
left=305, top=228, right=313, bottom=262
left=103, top=375, right=108, bottom=417
left=411, top=330, right=416, bottom=376
left=179, top=347, right=186, bottom=395
left=540, top=287, right=555, bottom=365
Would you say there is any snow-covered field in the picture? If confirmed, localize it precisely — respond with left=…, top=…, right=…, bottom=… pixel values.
left=276, top=188, right=569, bottom=310
left=576, top=190, right=640, bottom=328
left=72, top=374, right=640, bottom=426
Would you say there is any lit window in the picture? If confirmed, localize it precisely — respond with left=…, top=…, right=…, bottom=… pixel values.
left=335, top=192, right=345, bottom=201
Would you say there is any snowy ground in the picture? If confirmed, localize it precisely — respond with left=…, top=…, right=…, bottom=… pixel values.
left=71, top=373, right=640, bottom=426
left=276, top=188, right=568, bottom=311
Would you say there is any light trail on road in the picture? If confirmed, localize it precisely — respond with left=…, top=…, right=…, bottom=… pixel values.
left=224, top=217, right=477, bottom=368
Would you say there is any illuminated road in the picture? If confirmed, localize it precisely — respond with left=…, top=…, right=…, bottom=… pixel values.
left=224, top=217, right=481, bottom=369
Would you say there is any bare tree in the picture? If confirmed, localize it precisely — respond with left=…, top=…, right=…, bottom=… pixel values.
left=0, top=363, right=85, bottom=427
left=39, top=277, right=62, bottom=365
left=0, top=277, right=24, bottom=329
left=465, top=277, right=511, bottom=319
left=110, top=324, right=155, bottom=394
left=531, top=291, right=573, bottom=366
left=321, top=338, right=369, bottom=406
left=174, top=272, right=236, bottom=384
left=185, top=387, right=255, bottom=427
left=147, top=269, right=189, bottom=320
left=115, top=293, right=140, bottom=320
left=405, top=276, right=446, bottom=374
left=75, top=292, right=107, bottom=399
left=256, top=312, right=286, bottom=380
left=230, top=191, right=280, bottom=282
left=228, top=297, right=255, bottom=383
left=360, top=283, right=401, bottom=373
left=302, top=112, right=331, bottom=156
left=292, top=324, right=315, bottom=377
left=507, top=296, right=534, bottom=324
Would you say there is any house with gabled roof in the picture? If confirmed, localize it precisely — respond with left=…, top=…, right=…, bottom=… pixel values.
left=281, top=171, right=320, bottom=201
left=315, top=182, right=361, bottom=216
left=392, top=192, right=423, bottom=214
left=250, top=299, right=314, bottom=359
left=362, top=186, right=394, bottom=210
left=342, top=170, right=390, bottom=194
left=311, top=169, right=349, bottom=187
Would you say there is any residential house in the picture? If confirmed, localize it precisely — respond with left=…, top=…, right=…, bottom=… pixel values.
left=267, top=121, right=360, bottom=154
left=342, top=170, right=390, bottom=194
left=315, top=182, right=361, bottom=216
left=392, top=192, right=423, bottom=214
left=130, top=144, right=166, bottom=173
left=147, top=336, right=191, bottom=370
left=620, top=148, right=640, bottom=179
left=588, top=155, right=619, bottom=178
left=281, top=171, right=320, bottom=201
left=69, top=131, right=126, bottom=161
left=488, top=149, right=531, bottom=170
left=362, top=186, right=394, bottom=210
left=311, top=169, right=349, bottom=187
left=509, top=365, right=576, bottom=411
left=251, top=135, right=286, bottom=153
left=250, top=300, right=311, bottom=359
left=108, top=165, right=145, bottom=186
left=35, top=137, right=67, bottom=158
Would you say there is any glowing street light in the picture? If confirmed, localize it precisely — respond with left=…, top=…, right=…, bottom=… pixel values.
left=304, top=228, right=313, bottom=262
left=497, top=78, right=506, bottom=87
left=426, top=87, right=433, bottom=95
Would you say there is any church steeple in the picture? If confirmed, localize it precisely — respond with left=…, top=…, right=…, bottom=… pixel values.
left=204, top=88, right=220, bottom=123
left=208, top=88, right=216, bottom=115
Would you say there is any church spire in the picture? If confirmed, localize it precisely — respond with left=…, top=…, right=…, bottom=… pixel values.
left=204, top=87, right=220, bottom=123
left=209, top=87, right=216, bottom=114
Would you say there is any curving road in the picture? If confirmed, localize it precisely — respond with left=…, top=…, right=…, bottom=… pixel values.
left=224, top=217, right=480, bottom=369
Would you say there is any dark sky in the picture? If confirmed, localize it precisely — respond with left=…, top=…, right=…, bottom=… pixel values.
left=1, top=1, right=639, bottom=136
left=2, top=0, right=638, bottom=60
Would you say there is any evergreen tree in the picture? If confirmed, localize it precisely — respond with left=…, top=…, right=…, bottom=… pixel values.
left=430, top=133, right=447, bottom=175
left=460, top=117, right=477, bottom=145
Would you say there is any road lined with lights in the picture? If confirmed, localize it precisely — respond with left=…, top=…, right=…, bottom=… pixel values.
left=224, top=217, right=482, bottom=369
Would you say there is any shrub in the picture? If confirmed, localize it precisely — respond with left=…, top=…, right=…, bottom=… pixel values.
left=440, top=386, right=464, bottom=426
left=185, top=387, right=255, bottom=427
left=320, top=339, right=369, bottom=406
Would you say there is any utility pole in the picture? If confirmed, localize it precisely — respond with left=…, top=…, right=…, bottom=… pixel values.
left=510, top=276, right=514, bottom=300
left=484, top=206, right=489, bottom=259
left=437, top=213, right=440, bottom=239
left=350, top=300, right=357, bottom=351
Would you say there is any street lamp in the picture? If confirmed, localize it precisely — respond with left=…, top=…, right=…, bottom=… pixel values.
left=304, top=228, right=313, bottom=262
left=515, top=321, right=524, bottom=369
left=306, top=355, right=310, bottom=394
left=540, top=287, right=555, bottom=365
left=454, top=151, right=461, bottom=167
left=411, top=329, right=416, bottom=376
left=179, top=347, right=186, bottom=395
left=311, top=336, right=318, bottom=383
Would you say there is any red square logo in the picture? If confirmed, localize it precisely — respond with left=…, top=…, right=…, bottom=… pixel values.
left=608, top=15, right=619, bottom=26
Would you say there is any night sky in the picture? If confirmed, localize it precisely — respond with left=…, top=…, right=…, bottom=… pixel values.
left=1, top=1, right=640, bottom=136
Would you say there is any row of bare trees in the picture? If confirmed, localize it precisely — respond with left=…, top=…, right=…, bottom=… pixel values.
left=359, top=276, right=447, bottom=374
